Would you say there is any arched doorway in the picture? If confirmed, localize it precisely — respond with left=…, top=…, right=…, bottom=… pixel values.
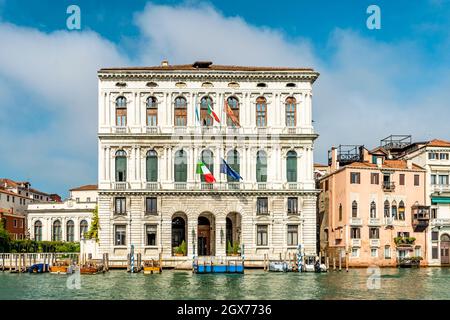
left=226, top=212, right=242, bottom=255
left=172, top=214, right=187, bottom=256
left=441, top=234, right=450, bottom=265
left=197, top=213, right=215, bottom=256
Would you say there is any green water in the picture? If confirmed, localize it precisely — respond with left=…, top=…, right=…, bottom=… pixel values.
left=0, top=268, right=449, bottom=300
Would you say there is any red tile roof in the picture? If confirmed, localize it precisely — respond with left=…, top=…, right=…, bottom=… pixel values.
left=346, top=159, right=423, bottom=170
left=69, top=184, right=98, bottom=191
left=426, top=139, right=450, bottom=147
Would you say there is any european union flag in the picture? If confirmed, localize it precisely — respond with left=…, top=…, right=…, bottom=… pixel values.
left=220, top=158, right=243, bottom=181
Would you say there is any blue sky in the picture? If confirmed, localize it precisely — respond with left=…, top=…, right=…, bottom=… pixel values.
left=0, top=0, right=449, bottom=197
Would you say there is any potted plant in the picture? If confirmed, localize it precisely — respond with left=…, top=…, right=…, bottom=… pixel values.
left=227, top=241, right=240, bottom=256
left=174, top=240, right=187, bottom=256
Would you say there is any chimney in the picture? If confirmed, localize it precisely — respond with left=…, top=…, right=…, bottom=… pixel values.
left=362, top=147, right=370, bottom=162
left=406, top=159, right=412, bottom=169
left=330, top=147, right=339, bottom=172
left=161, top=59, right=169, bottom=67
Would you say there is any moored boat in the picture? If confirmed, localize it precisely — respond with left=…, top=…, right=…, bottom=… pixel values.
left=143, top=259, right=162, bottom=274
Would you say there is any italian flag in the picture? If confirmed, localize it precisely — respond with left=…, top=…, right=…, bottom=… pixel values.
left=196, top=161, right=216, bottom=183
left=208, top=101, right=220, bottom=123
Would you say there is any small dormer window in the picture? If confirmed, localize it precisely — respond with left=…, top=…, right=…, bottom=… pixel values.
left=286, top=83, right=296, bottom=88
left=201, top=82, right=214, bottom=88
left=175, top=82, right=187, bottom=88
left=256, top=83, right=267, bottom=88
left=115, top=82, right=127, bottom=87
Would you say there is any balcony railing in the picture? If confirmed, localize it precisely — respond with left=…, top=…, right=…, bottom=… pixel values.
left=145, top=182, right=159, bottom=190
left=146, top=126, right=158, bottom=134
left=227, top=182, right=241, bottom=190
left=384, top=217, right=394, bottom=226
left=113, top=126, right=127, bottom=134
left=113, top=182, right=128, bottom=190
left=287, top=210, right=299, bottom=216
left=350, top=217, right=362, bottom=226
left=383, top=182, right=395, bottom=192
left=256, top=183, right=267, bottom=190
left=431, top=184, right=450, bottom=193
left=285, top=183, right=301, bottom=190
left=430, top=218, right=450, bottom=227
left=174, top=182, right=187, bottom=190
left=351, top=239, right=361, bottom=247
left=370, top=239, right=380, bottom=247
left=368, top=218, right=381, bottom=226
left=200, top=182, right=214, bottom=190
left=174, top=127, right=187, bottom=134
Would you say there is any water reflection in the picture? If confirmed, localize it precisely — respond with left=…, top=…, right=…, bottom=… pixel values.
left=0, top=268, right=449, bottom=300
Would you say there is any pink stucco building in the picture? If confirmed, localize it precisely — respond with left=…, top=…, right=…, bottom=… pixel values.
left=318, top=144, right=430, bottom=267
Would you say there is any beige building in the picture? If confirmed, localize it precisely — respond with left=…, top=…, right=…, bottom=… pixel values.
left=319, top=143, right=429, bottom=267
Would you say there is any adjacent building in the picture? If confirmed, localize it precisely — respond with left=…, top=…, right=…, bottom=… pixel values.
left=27, top=185, right=97, bottom=242
left=394, top=138, right=450, bottom=266
left=0, top=178, right=60, bottom=239
left=319, top=143, right=429, bottom=267
left=96, top=61, right=319, bottom=266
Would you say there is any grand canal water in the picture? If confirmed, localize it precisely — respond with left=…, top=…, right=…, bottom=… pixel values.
left=1, top=268, right=449, bottom=300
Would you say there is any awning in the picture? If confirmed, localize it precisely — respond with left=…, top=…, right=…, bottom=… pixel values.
left=429, top=165, right=450, bottom=172
left=432, top=197, right=450, bottom=204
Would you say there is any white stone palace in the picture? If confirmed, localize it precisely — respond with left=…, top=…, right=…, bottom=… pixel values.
left=97, top=61, right=319, bottom=266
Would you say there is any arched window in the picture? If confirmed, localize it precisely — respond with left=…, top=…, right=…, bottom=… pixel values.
left=256, top=97, right=267, bottom=127
left=174, top=149, right=188, bottom=182
left=352, top=201, right=358, bottom=218
left=66, top=220, right=75, bottom=242
left=226, top=97, right=240, bottom=127
left=52, top=220, right=62, bottom=241
left=399, top=201, right=405, bottom=220
left=286, top=150, right=297, bottom=182
left=384, top=200, right=390, bottom=217
left=80, top=220, right=88, bottom=239
left=200, top=149, right=214, bottom=182
left=200, top=96, right=214, bottom=126
left=115, top=150, right=127, bottom=182
left=34, top=220, right=42, bottom=241
left=370, top=201, right=377, bottom=218
left=174, top=96, right=187, bottom=126
left=115, top=96, right=127, bottom=126
left=146, top=150, right=158, bottom=182
left=285, top=97, right=296, bottom=127
left=146, top=96, right=157, bottom=126
left=256, top=150, right=267, bottom=183
left=227, top=149, right=240, bottom=182
left=392, top=200, right=398, bottom=219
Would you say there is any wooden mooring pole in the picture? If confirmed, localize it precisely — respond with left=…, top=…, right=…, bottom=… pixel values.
left=333, top=257, right=336, bottom=271
left=339, top=254, right=342, bottom=271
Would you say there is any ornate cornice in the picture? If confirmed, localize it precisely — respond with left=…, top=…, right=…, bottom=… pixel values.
left=98, top=189, right=320, bottom=197
left=98, top=70, right=319, bottom=83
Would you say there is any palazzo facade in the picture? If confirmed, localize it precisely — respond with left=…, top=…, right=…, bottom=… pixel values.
left=97, top=61, right=319, bottom=265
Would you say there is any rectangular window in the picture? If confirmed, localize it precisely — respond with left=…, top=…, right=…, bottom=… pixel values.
left=13, top=219, right=17, bottom=228
left=439, top=175, right=449, bottom=185
left=114, top=197, right=126, bottom=215
left=287, top=225, right=298, bottom=246
left=287, top=197, right=298, bottom=215
left=431, top=208, right=437, bottom=219
left=350, top=228, right=361, bottom=239
left=440, top=153, right=449, bottom=160
left=285, top=102, right=296, bottom=127
left=370, top=173, right=379, bottom=185
left=325, top=180, right=329, bottom=191
left=76, top=198, right=80, bottom=203
left=432, top=231, right=439, bottom=241
left=384, top=246, right=391, bottom=259
left=415, top=247, right=421, bottom=257
left=257, top=225, right=268, bottom=246
left=87, top=197, right=91, bottom=203
left=371, top=248, right=378, bottom=257
left=428, top=153, right=437, bottom=160
left=256, top=101, right=267, bottom=127
left=414, top=175, right=420, bottom=186
left=145, top=225, right=157, bottom=246
left=350, top=172, right=360, bottom=184
left=369, top=228, right=379, bottom=239
left=145, top=197, right=157, bottom=215
left=114, top=225, right=126, bottom=246
left=431, top=174, right=437, bottom=185
left=12, top=197, right=15, bottom=203
left=351, top=248, right=359, bottom=257
left=399, top=174, right=405, bottom=186
left=432, top=246, right=439, bottom=259
left=256, top=197, right=269, bottom=215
